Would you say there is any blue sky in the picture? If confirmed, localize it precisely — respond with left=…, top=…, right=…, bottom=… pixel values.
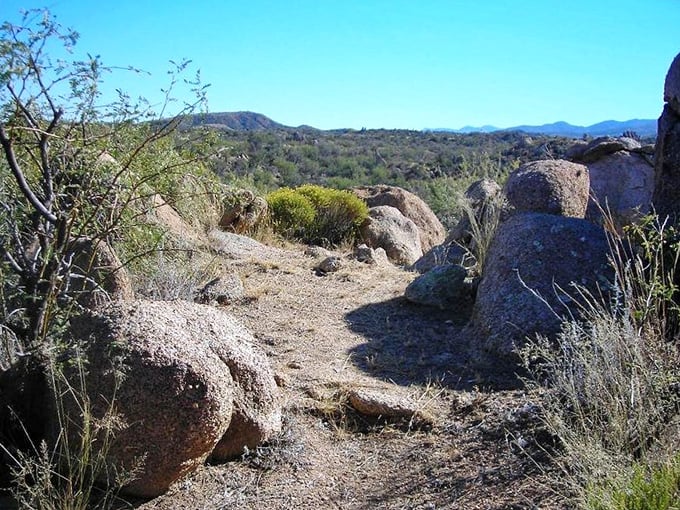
left=3, top=1, right=680, bottom=130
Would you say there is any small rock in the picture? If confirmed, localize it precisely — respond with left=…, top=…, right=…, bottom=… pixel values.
left=195, top=274, right=245, bottom=305
left=354, top=244, right=391, bottom=266
left=315, top=256, right=342, bottom=275
left=273, top=372, right=287, bottom=388
left=305, top=245, right=333, bottom=259
left=347, top=388, right=433, bottom=427
left=404, top=264, right=474, bottom=313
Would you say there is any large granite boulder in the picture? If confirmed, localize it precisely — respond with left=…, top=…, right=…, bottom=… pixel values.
left=504, top=160, right=590, bottom=218
left=653, top=53, right=680, bottom=219
left=353, top=185, right=445, bottom=251
left=360, top=206, right=423, bottom=265
left=61, top=300, right=281, bottom=498
left=473, top=213, right=613, bottom=356
left=665, top=52, right=680, bottom=116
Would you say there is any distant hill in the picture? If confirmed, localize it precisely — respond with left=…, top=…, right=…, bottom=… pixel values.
left=182, top=111, right=657, bottom=138
left=181, top=111, right=289, bottom=131
left=429, top=119, right=657, bottom=138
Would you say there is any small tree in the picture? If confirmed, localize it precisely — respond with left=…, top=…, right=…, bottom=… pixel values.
left=0, top=9, right=209, bottom=353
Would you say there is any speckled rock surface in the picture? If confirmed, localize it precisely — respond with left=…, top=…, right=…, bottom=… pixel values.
left=504, top=160, right=590, bottom=218
left=473, top=213, right=613, bottom=356
left=360, top=206, right=423, bottom=266
left=63, top=300, right=281, bottom=497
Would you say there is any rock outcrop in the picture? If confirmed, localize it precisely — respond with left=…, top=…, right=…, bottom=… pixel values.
left=360, top=206, right=423, bottom=265
left=504, top=160, right=590, bottom=218
left=473, top=213, right=613, bottom=356
left=353, top=185, right=445, bottom=251
left=653, top=53, right=680, bottom=219
left=567, top=137, right=655, bottom=224
left=61, top=300, right=281, bottom=498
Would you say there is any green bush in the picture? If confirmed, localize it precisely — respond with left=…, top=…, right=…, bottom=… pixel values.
left=266, top=185, right=368, bottom=247
left=587, top=455, right=680, bottom=510
left=266, top=188, right=317, bottom=240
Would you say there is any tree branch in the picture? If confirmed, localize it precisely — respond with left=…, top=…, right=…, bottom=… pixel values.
left=0, top=124, right=58, bottom=224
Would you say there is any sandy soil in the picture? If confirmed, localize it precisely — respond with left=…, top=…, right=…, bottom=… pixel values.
left=131, top=243, right=566, bottom=510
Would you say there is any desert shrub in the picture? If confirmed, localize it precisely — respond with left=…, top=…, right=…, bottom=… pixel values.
left=587, top=454, right=680, bottom=510
left=456, top=191, right=506, bottom=275
left=521, top=214, right=680, bottom=509
left=267, top=185, right=368, bottom=247
left=266, top=188, right=317, bottom=240
left=296, top=184, right=369, bottom=246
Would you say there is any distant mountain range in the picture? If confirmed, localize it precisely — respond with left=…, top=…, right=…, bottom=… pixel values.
left=429, top=119, right=657, bottom=138
left=182, top=111, right=657, bottom=138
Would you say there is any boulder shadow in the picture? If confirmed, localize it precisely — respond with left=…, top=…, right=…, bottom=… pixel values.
left=345, top=297, right=522, bottom=391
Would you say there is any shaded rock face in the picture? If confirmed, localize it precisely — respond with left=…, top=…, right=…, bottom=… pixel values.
left=473, top=213, right=613, bottom=356
left=504, top=160, right=590, bottom=218
left=566, top=137, right=655, bottom=224
left=353, top=185, right=445, bottom=251
left=207, top=320, right=282, bottom=461
left=410, top=243, right=472, bottom=274
left=62, top=300, right=281, bottom=498
left=360, top=206, right=423, bottom=265
left=654, top=53, right=680, bottom=219
left=404, top=264, right=475, bottom=315
left=569, top=136, right=642, bottom=163
left=584, top=150, right=654, bottom=223
left=665, top=52, right=680, bottom=116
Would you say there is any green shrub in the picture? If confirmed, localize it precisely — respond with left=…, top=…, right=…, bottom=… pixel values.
left=267, top=185, right=368, bottom=247
left=587, top=455, right=680, bottom=510
left=266, top=188, right=317, bottom=240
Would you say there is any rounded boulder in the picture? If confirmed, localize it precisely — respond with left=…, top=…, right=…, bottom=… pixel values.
left=360, top=206, right=423, bottom=265
left=353, top=185, right=445, bottom=251
left=504, top=160, right=590, bottom=218
left=473, top=213, right=613, bottom=356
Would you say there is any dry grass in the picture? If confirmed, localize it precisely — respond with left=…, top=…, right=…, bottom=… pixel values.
left=521, top=214, right=680, bottom=509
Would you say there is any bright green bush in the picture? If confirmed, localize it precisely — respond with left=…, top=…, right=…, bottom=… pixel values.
left=266, top=185, right=368, bottom=247
left=266, top=188, right=317, bottom=240
left=587, top=455, right=680, bottom=510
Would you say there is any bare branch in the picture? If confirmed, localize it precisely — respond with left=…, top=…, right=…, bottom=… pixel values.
left=0, top=124, right=57, bottom=224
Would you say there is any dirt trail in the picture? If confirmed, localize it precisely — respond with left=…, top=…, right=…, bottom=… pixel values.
left=138, top=246, right=564, bottom=510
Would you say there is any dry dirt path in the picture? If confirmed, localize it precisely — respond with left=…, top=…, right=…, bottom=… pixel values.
left=138, top=246, right=564, bottom=510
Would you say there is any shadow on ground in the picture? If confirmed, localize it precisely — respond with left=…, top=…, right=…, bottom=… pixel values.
left=345, top=297, right=522, bottom=390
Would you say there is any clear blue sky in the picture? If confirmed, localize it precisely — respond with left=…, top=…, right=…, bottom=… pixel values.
left=4, top=1, right=680, bottom=130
